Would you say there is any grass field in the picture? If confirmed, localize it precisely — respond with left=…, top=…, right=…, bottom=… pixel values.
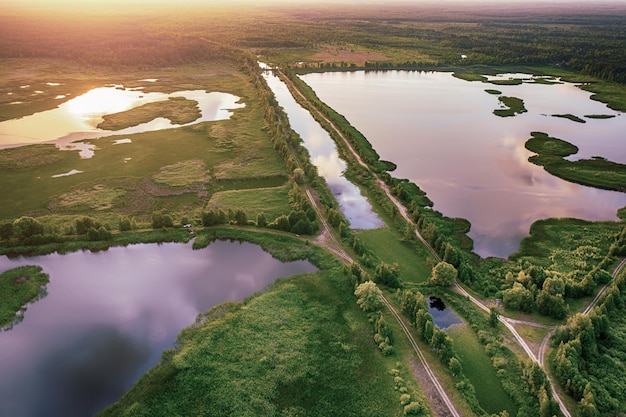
left=355, top=227, right=433, bottom=284
left=207, top=183, right=292, bottom=222
left=0, top=61, right=289, bottom=227
left=447, top=323, right=518, bottom=416
left=493, top=96, right=527, bottom=117
left=525, top=132, right=626, bottom=192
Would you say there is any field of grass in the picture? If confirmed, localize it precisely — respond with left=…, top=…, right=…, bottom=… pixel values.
left=0, top=265, right=49, bottom=328
left=447, top=323, right=518, bottom=416
left=551, top=113, right=586, bottom=123
left=207, top=183, right=292, bottom=222
left=355, top=227, right=433, bottom=284
left=98, top=97, right=201, bottom=130
left=0, top=62, right=289, bottom=227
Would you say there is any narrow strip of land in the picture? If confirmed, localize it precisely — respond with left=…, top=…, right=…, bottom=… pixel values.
left=275, top=71, right=462, bottom=417
left=277, top=67, right=575, bottom=417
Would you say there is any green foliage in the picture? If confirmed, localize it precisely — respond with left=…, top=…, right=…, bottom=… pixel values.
left=552, top=268, right=626, bottom=416
left=493, top=96, right=527, bottom=117
left=374, top=262, right=401, bottom=288
left=256, top=212, right=268, bottom=227
left=552, top=113, right=586, bottom=123
left=502, top=282, right=534, bottom=313
left=428, top=262, right=457, bottom=287
left=489, top=307, right=499, bottom=328
left=526, top=132, right=626, bottom=192
left=151, top=212, right=174, bottom=229
left=354, top=281, right=383, bottom=312
left=13, top=216, right=44, bottom=239
left=0, top=265, right=49, bottom=328
left=0, top=221, right=14, bottom=240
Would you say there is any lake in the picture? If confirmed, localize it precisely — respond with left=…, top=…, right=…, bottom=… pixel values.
left=260, top=64, right=383, bottom=229
left=0, top=84, right=245, bottom=157
left=300, top=70, right=626, bottom=258
left=0, top=240, right=316, bottom=417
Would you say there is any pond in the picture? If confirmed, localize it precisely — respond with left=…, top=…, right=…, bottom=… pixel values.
left=0, top=240, right=316, bottom=417
left=428, top=296, right=462, bottom=329
left=260, top=64, right=383, bottom=229
left=0, top=84, right=245, bottom=157
left=301, top=70, right=626, bottom=258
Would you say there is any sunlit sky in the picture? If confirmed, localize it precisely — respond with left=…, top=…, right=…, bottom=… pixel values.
left=5, top=0, right=626, bottom=4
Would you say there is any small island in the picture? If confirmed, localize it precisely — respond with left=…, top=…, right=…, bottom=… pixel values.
left=98, top=96, right=201, bottom=131
left=0, top=265, right=49, bottom=328
left=525, top=131, right=626, bottom=192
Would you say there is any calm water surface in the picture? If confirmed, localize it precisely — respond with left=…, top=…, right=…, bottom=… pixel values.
left=0, top=240, right=316, bottom=417
left=302, top=71, right=626, bottom=257
left=260, top=64, right=383, bottom=229
left=428, top=296, right=462, bottom=329
left=0, top=84, right=245, bottom=155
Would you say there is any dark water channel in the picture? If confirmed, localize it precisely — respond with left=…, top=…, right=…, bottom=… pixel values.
left=0, top=240, right=316, bottom=417
left=428, top=296, right=462, bottom=329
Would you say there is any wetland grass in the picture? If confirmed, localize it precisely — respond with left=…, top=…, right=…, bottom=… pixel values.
left=525, top=132, right=626, bottom=192
left=0, top=265, right=49, bottom=328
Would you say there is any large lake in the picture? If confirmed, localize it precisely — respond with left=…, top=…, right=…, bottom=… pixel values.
left=0, top=240, right=316, bottom=417
left=301, top=71, right=626, bottom=257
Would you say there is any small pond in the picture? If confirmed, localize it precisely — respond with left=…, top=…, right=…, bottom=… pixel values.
left=260, top=63, right=383, bottom=229
left=428, top=296, right=462, bottom=329
left=0, top=240, right=316, bottom=417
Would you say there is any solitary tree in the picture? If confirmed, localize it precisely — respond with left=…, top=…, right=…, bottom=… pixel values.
left=354, top=281, right=383, bottom=312
left=428, top=261, right=458, bottom=287
left=293, top=167, right=305, bottom=184
left=256, top=213, right=267, bottom=228
left=489, top=306, right=500, bottom=328
left=13, top=216, right=44, bottom=239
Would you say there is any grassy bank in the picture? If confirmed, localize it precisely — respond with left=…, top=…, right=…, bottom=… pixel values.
left=99, top=232, right=410, bottom=417
left=0, top=265, right=49, bottom=328
left=447, top=324, right=518, bottom=415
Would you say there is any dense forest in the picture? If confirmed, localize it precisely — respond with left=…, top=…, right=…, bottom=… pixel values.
left=1, top=2, right=625, bottom=83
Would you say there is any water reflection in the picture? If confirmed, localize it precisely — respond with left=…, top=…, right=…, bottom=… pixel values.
left=0, top=240, right=316, bottom=417
left=260, top=64, right=383, bottom=229
left=428, top=296, right=462, bottom=329
left=0, top=85, right=245, bottom=156
left=301, top=71, right=626, bottom=257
